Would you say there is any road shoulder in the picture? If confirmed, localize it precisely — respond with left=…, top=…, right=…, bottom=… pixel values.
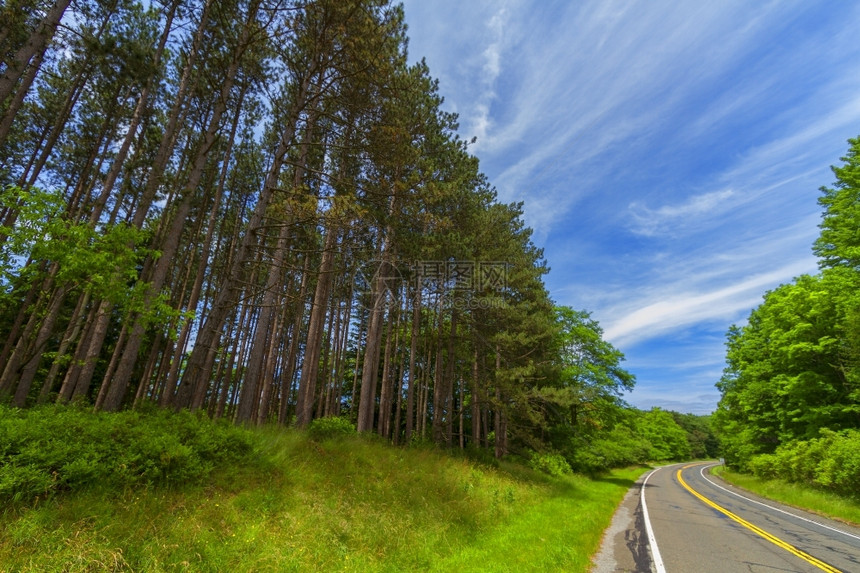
left=590, top=470, right=654, bottom=573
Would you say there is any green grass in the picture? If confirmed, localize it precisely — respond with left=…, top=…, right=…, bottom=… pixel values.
left=1, top=415, right=646, bottom=572
left=712, top=465, right=860, bottom=526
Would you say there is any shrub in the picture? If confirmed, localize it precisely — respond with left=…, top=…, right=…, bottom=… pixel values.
left=0, top=404, right=255, bottom=503
left=566, top=426, right=650, bottom=474
left=0, top=465, right=53, bottom=502
left=747, top=429, right=860, bottom=498
left=528, top=452, right=572, bottom=478
left=307, top=416, right=356, bottom=441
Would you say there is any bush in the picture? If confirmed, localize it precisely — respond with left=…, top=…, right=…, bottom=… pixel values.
left=528, top=452, right=572, bottom=478
left=566, top=426, right=650, bottom=474
left=747, top=429, right=860, bottom=498
left=307, top=416, right=356, bottom=441
left=0, top=465, right=53, bottom=502
left=0, top=404, right=255, bottom=503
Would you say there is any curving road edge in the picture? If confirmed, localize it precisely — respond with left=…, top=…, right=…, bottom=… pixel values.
left=591, top=468, right=658, bottom=573
left=591, top=462, right=860, bottom=572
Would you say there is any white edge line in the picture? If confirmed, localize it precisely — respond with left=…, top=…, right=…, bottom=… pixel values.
left=698, top=464, right=860, bottom=542
left=641, top=467, right=667, bottom=573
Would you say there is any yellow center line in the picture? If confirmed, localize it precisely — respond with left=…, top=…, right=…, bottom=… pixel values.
left=676, top=467, right=842, bottom=573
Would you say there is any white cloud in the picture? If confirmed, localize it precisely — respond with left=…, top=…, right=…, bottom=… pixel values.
left=467, top=5, right=510, bottom=147
left=628, top=190, right=736, bottom=237
left=402, top=0, right=860, bottom=413
left=602, top=255, right=817, bottom=347
left=569, top=208, right=822, bottom=349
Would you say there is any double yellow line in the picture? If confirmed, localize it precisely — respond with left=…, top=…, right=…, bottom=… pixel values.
left=676, top=466, right=841, bottom=573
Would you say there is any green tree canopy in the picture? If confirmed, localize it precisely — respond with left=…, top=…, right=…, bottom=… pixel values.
left=814, top=136, right=860, bottom=270
left=714, top=272, right=860, bottom=467
left=716, top=135, right=860, bottom=472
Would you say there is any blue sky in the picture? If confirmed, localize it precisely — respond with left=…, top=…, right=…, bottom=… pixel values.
left=400, top=0, right=860, bottom=414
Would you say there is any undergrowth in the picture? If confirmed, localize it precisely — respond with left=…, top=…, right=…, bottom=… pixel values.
left=0, top=404, right=255, bottom=503
left=0, top=405, right=645, bottom=572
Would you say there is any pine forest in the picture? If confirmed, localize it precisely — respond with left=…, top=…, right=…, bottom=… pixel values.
left=0, top=0, right=661, bottom=461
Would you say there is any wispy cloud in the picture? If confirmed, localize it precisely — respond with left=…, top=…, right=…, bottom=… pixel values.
left=468, top=2, right=796, bottom=233
left=402, top=0, right=860, bottom=412
left=628, top=190, right=736, bottom=237
left=602, top=257, right=815, bottom=347
left=467, top=4, right=510, bottom=147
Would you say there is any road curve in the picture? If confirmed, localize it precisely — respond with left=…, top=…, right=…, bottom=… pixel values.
left=593, top=462, right=860, bottom=572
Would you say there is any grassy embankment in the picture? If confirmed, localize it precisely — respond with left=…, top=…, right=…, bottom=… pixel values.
left=0, top=405, right=644, bottom=572
left=711, top=465, right=860, bottom=526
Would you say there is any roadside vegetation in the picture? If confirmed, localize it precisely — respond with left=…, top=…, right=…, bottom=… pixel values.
left=1, top=405, right=647, bottom=572
left=2, top=0, right=714, bottom=487
left=714, top=136, right=860, bottom=498
left=1, top=2, right=723, bottom=569
left=712, top=466, right=860, bottom=527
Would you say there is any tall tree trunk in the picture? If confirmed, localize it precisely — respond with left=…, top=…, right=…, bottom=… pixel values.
left=0, top=48, right=43, bottom=151
left=356, top=257, right=393, bottom=433
left=444, top=308, right=458, bottom=445
left=100, top=21, right=251, bottom=411
left=129, top=0, right=213, bottom=230
left=133, top=335, right=164, bottom=407
left=376, top=306, right=395, bottom=437
left=212, top=306, right=241, bottom=418
left=471, top=346, right=480, bottom=447
left=318, top=305, right=336, bottom=418
left=66, top=299, right=114, bottom=402
left=0, top=266, right=59, bottom=397
left=494, top=349, right=507, bottom=459
left=234, top=240, right=287, bottom=424
left=349, top=311, right=366, bottom=423
left=418, top=324, right=431, bottom=439
left=88, top=0, right=178, bottom=223
left=332, top=294, right=352, bottom=417
left=255, top=303, right=284, bottom=425
left=180, top=73, right=314, bottom=398
left=38, top=292, right=90, bottom=402
left=56, top=300, right=99, bottom=402
left=11, top=285, right=72, bottom=406
left=458, top=377, right=465, bottom=449
left=278, top=255, right=311, bottom=425
left=324, top=298, right=343, bottom=417
left=296, top=223, right=339, bottom=428
left=0, top=0, right=72, bottom=129
left=392, top=347, right=405, bottom=444
left=404, top=287, right=420, bottom=442
left=431, top=296, right=445, bottom=444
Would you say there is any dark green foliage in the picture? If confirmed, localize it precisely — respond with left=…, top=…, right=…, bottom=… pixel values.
left=566, top=425, right=650, bottom=474
left=564, top=407, right=702, bottom=473
left=0, top=404, right=254, bottom=503
left=637, top=408, right=691, bottom=461
left=459, top=445, right=501, bottom=469
left=715, top=136, right=860, bottom=488
left=814, top=136, right=860, bottom=270
left=528, top=451, right=572, bottom=477
left=672, top=412, right=720, bottom=459
left=0, top=185, right=179, bottom=322
left=746, top=429, right=860, bottom=498
left=714, top=268, right=860, bottom=469
left=307, top=416, right=356, bottom=441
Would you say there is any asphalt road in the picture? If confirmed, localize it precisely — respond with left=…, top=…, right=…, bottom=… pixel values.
left=592, top=462, right=860, bottom=572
